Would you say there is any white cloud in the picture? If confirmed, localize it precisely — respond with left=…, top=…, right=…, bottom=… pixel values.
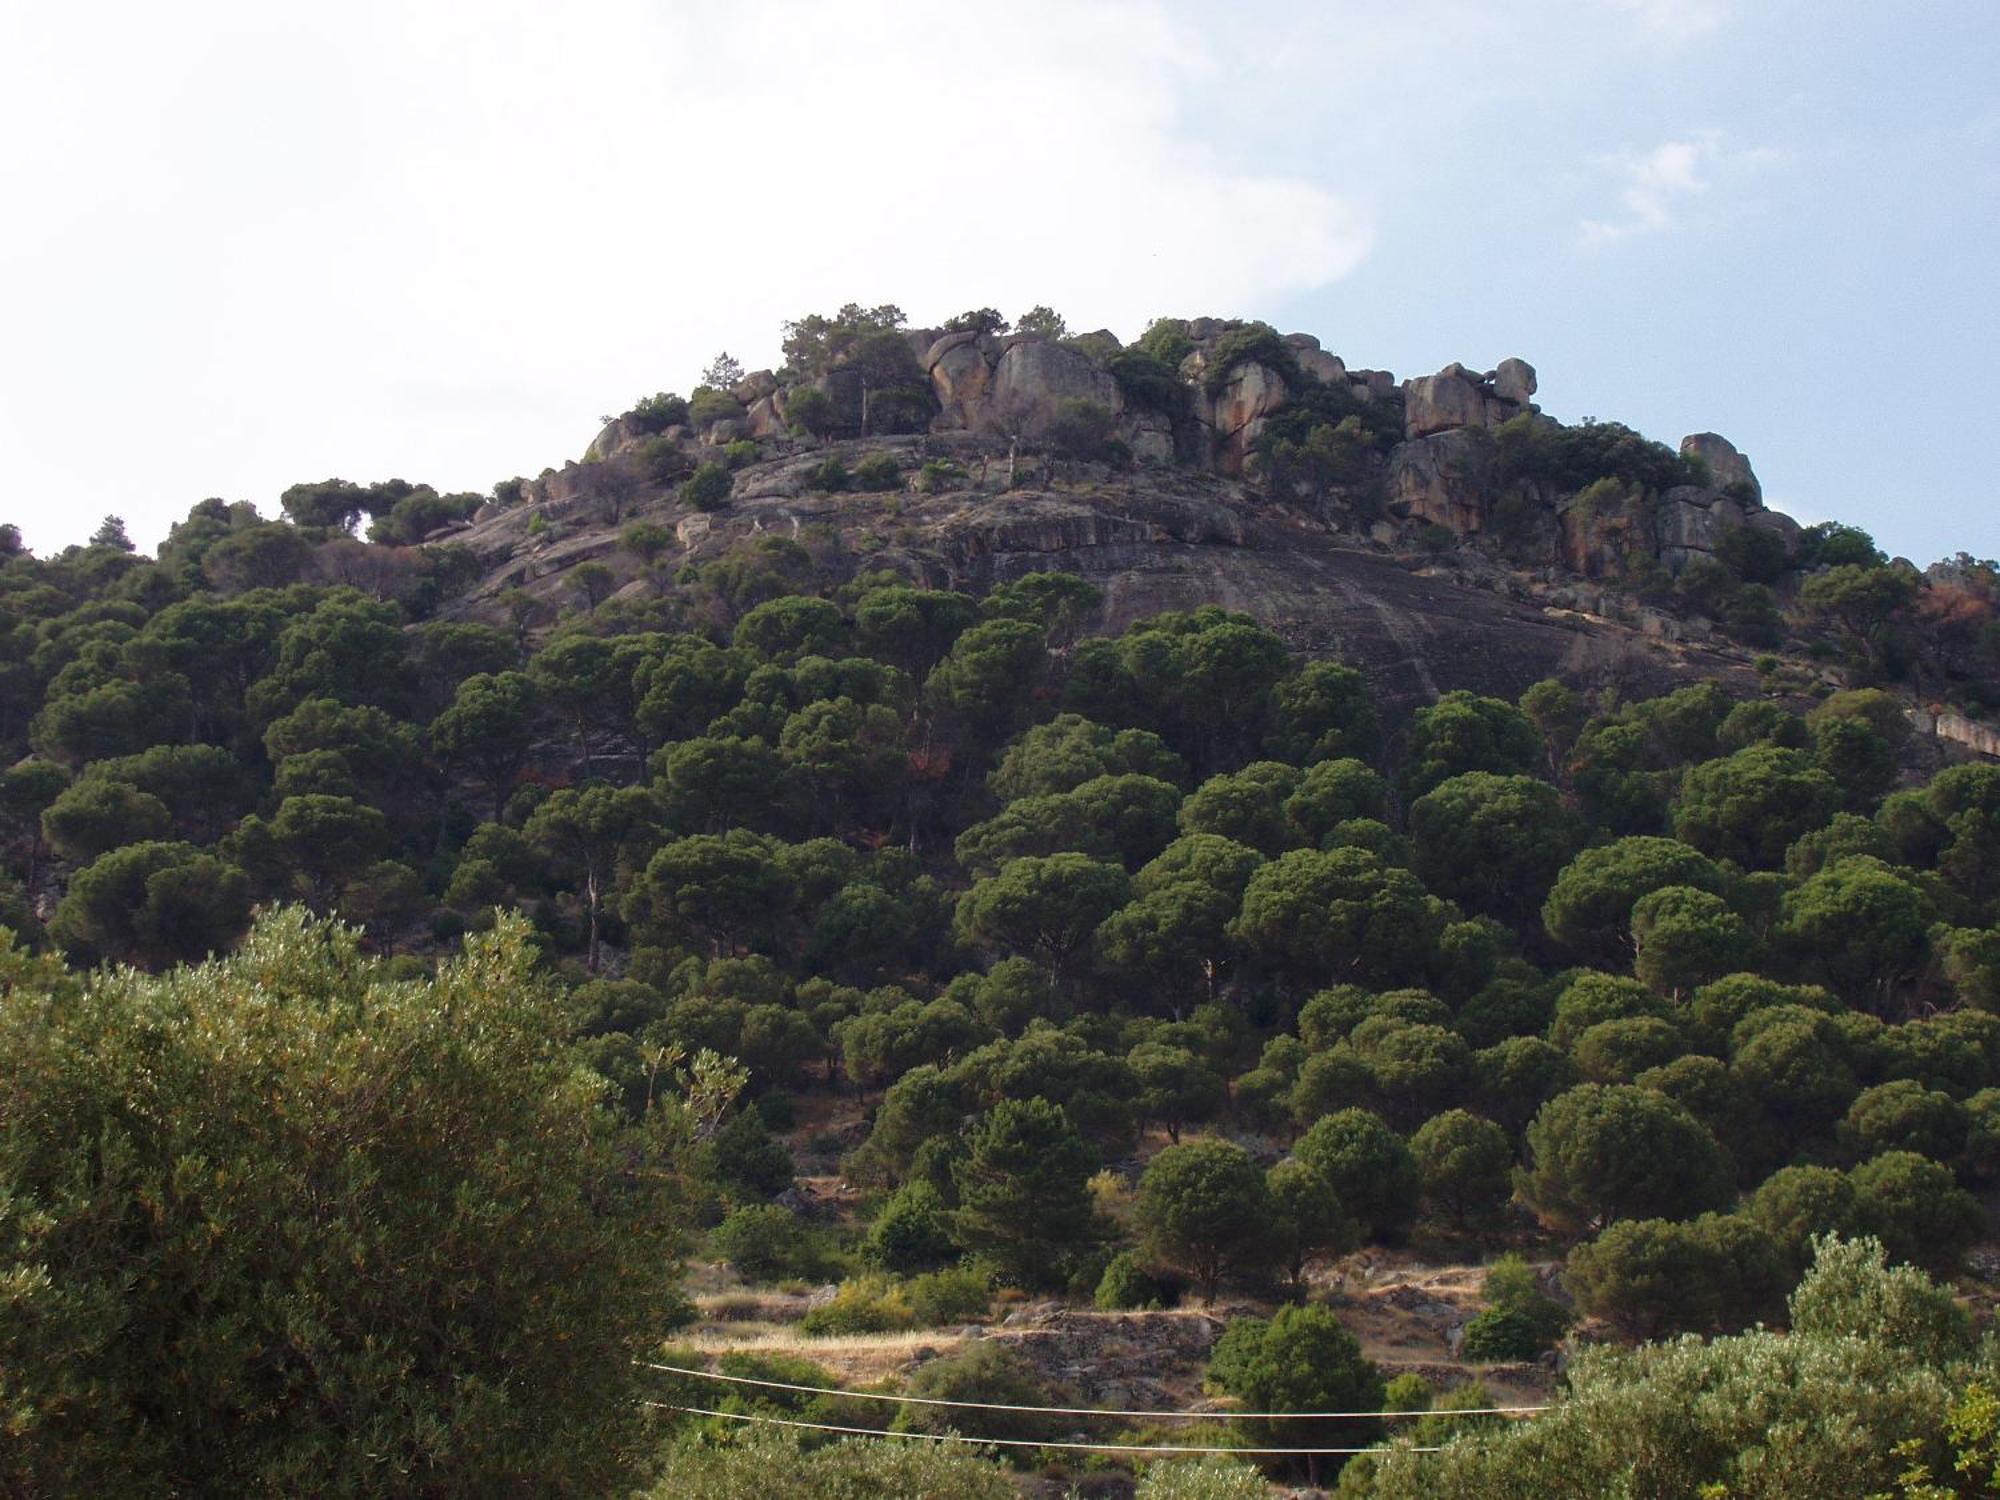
left=1597, top=0, right=1733, bottom=41
left=0, top=0, right=1370, bottom=551
left=1579, top=130, right=1776, bottom=245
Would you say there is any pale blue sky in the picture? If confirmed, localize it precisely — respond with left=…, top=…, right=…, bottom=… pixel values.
left=0, top=1, right=1993, bottom=563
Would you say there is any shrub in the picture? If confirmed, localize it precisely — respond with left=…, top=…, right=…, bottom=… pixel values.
left=711, top=1204, right=820, bottom=1283
left=1134, top=1457, right=1273, bottom=1499
left=798, top=1275, right=914, bottom=1336
left=1046, top=398, right=1123, bottom=462
left=786, top=386, right=836, bottom=437
left=721, top=439, right=759, bottom=469
left=1481, top=1254, right=1571, bottom=1347
left=688, top=387, right=746, bottom=429
left=0, top=911, right=695, bottom=1494
left=851, top=453, right=902, bottom=492
left=681, top=463, right=733, bottom=512
left=704, top=1107, right=795, bottom=1200
left=628, top=391, right=689, bottom=433
left=892, top=1341, right=1061, bottom=1442
left=638, top=435, right=690, bottom=484
left=1096, top=1249, right=1170, bottom=1310
left=807, top=456, right=849, bottom=492
left=866, top=1180, right=956, bottom=1273
left=916, top=459, right=965, bottom=493
left=1460, top=1307, right=1542, bottom=1362
left=644, top=1430, right=1013, bottom=1499
left=907, top=1264, right=990, bottom=1326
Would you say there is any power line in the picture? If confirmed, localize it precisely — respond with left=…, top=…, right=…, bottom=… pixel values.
left=638, top=1361, right=1550, bottom=1421
left=642, top=1402, right=1448, bottom=1456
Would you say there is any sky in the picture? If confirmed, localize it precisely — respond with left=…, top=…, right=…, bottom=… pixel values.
left=0, top=0, right=1994, bottom=563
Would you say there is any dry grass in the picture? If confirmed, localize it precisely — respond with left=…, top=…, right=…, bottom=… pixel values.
left=677, top=1325, right=969, bottom=1384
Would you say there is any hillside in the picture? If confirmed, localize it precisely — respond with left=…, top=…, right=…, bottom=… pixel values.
left=4, top=304, right=2000, bottom=1497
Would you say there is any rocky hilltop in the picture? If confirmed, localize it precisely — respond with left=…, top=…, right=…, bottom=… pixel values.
left=431, top=312, right=1984, bottom=740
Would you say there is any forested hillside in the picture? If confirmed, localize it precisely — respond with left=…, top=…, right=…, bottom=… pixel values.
left=5, top=304, right=2000, bottom=1496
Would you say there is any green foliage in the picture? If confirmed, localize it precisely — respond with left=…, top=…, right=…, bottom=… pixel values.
left=1402, top=690, right=1542, bottom=799
left=0, top=909, right=704, bottom=1494
left=866, top=1179, right=957, bottom=1273
left=1293, top=1107, right=1421, bottom=1241
left=1136, top=1136, right=1274, bottom=1301
left=785, top=385, right=836, bottom=436
left=1096, top=1249, right=1171, bottom=1309
left=1371, top=1238, right=1970, bottom=1500
left=1491, top=412, right=1694, bottom=495
left=1460, top=1306, right=1543, bottom=1362
left=1410, top=1109, right=1513, bottom=1224
left=1409, top=771, right=1578, bottom=921
left=682, top=462, right=735, bottom=512
left=713, top=1204, right=826, bottom=1283
left=1134, top=1457, right=1273, bottom=1499
left=644, top=1430, right=1014, bottom=1500
left=1206, top=1302, right=1385, bottom=1469
left=949, top=1097, right=1096, bottom=1287
left=851, top=453, right=901, bottom=491
left=1521, top=1083, right=1732, bottom=1232
left=893, top=1339, right=1063, bottom=1442
left=1566, top=1212, right=1786, bottom=1339
left=906, top=1264, right=989, bottom=1326
left=1481, top=1253, right=1571, bottom=1347
left=798, top=1274, right=915, bottom=1336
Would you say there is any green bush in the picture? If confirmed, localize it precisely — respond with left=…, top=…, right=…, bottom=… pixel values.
left=891, top=1341, right=1061, bottom=1442
left=681, top=463, right=733, bottom=512
left=1460, top=1306, right=1542, bottom=1362
left=851, top=453, right=902, bottom=492
left=1134, top=1457, right=1273, bottom=1499
left=916, top=459, right=966, bottom=493
left=688, top=387, right=746, bottom=429
left=866, top=1180, right=956, bottom=1273
left=1095, top=1249, right=1169, bottom=1310
left=638, top=435, right=690, bottom=484
left=785, top=386, right=836, bottom=437
left=798, top=1275, right=915, bottom=1336
left=711, top=1204, right=823, bottom=1283
left=807, top=456, right=849, bottom=492
left=0, top=911, right=697, bottom=1494
left=721, top=439, right=759, bottom=469
left=644, top=1430, right=1013, bottom=1499
left=628, top=391, right=689, bottom=433
left=907, top=1264, right=990, bottom=1326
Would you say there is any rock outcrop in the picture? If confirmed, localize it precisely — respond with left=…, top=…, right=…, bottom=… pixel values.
left=1387, top=429, right=1495, bottom=532
left=572, top=316, right=1799, bottom=612
left=1201, top=361, right=1289, bottom=476
left=1681, top=431, right=1761, bottom=502
left=1402, top=359, right=1538, bottom=440
left=983, top=338, right=1123, bottom=435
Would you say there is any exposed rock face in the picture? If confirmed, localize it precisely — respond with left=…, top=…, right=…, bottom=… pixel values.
left=744, top=393, right=787, bottom=440
left=984, top=339, right=1122, bottom=435
left=1403, top=366, right=1488, bottom=439
left=1403, top=359, right=1535, bottom=439
left=1387, top=429, right=1495, bottom=531
left=1681, top=432, right=1761, bottom=503
left=1492, top=357, right=1537, bottom=406
left=1656, top=485, right=1749, bottom=570
left=817, top=368, right=866, bottom=432
left=927, top=332, right=994, bottom=429
left=577, top=318, right=1805, bottom=625
left=1560, top=483, right=1646, bottom=578
left=730, top=369, right=779, bottom=404
left=1202, top=361, right=1289, bottom=476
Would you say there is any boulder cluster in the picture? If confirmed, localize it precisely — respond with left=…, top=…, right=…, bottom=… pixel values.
left=581, top=316, right=1803, bottom=588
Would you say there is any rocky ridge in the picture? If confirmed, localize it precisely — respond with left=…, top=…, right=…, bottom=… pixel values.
left=432, top=314, right=1968, bottom=734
